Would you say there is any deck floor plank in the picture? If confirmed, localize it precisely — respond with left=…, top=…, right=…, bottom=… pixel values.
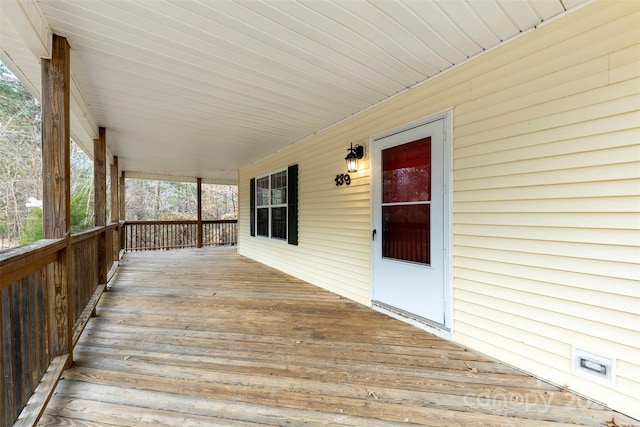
left=39, top=248, right=638, bottom=426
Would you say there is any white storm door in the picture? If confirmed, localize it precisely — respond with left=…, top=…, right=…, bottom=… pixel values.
left=372, top=119, right=446, bottom=325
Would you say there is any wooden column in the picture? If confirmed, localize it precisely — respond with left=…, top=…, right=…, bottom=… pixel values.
left=42, top=36, right=71, bottom=240
left=42, top=34, right=72, bottom=363
left=94, top=127, right=107, bottom=285
left=119, top=172, right=125, bottom=221
left=110, top=156, right=119, bottom=224
left=119, top=172, right=125, bottom=251
left=197, top=178, right=203, bottom=248
left=110, top=157, right=120, bottom=258
left=94, top=127, right=107, bottom=226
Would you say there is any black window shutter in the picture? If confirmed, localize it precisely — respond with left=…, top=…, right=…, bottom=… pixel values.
left=250, top=178, right=256, bottom=237
left=287, top=164, right=298, bottom=245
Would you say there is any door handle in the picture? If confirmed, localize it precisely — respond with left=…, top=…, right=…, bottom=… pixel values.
left=372, top=229, right=377, bottom=241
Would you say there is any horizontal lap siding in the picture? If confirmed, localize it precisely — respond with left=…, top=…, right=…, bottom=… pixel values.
left=237, top=27, right=474, bottom=305
left=239, top=0, right=639, bottom=418
left=452, top=0, right=640, bottom=419
left=238, top=143, right=373, bottom=304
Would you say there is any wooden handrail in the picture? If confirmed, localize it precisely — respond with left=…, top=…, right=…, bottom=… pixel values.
left=123, top=219, right=237, bottom=225
left=0, top=238, right=65, bottom=289
left=1, top=219, right=234, bottom=424
left=1, top=222, right=125, bottom=426
left=69, top=223, right=118, bottom=244
left=123, top=219, right=237, bottom=252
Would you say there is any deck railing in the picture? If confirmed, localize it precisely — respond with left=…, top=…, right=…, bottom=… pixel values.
left=0, top=222, right=123, bottom=427
left=0, top=219, right=235, bottom=425
left=124, top=220, right=237, bottom=251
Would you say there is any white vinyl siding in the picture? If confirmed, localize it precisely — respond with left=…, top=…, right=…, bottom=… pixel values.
left=239, top=149, right=372, bottom=303
left=451, top=0, right=640, bottom=416
left=239, top=0, right=639, bottom=418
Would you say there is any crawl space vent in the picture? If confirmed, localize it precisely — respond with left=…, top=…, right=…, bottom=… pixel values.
left=572, top=347, right=616, bottom=386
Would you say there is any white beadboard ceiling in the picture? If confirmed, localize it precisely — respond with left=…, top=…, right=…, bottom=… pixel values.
left=0, top=0, right=589, bottom=185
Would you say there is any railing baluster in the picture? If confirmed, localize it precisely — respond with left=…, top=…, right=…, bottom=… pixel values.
left=0, top=287, right=9, bottom=427
left=35, top=270, right=46, bottom=380
left=1, top=284, right=16, bottom=426
left=122, top=220, right=237, bottom=251
left=1, top=224, right=122, bottom=424
left=15, top=279, right=26, bottom=411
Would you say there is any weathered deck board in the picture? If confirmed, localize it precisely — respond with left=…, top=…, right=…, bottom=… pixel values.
left=39, top=247, right=637, bottom=427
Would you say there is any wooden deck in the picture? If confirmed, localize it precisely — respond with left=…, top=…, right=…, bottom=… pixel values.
left=38, top=247, right=637, bottom=427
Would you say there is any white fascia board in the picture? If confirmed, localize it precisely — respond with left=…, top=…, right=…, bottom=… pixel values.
left=3, top=0, right=100, bottom=161
left=1, top=0, right=51, bottom=59
left=71, top=73, right=99, bottom=158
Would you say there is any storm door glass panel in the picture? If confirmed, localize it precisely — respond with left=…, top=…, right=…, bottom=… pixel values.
left=383, top=137, right=431, bottom=203
left=382, top=205, right=430, bottom=264
left=381, top=137, right=431, bottom=264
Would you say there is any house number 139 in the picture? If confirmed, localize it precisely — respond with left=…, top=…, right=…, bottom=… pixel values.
left=335, top=174, right=351, bottom=186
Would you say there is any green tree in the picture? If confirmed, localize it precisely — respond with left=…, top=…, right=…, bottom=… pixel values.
left=0, top=61, right=42, bottom=248
left=1, top=60, right=95, bottom=250
left=18, top=208, right=42, bottom=245
left=2, top=58, right=237, bottom=250
left=18, top=186, right=95, bottom=245
left=124, top=179, right=237, bottom=221
left=70, top=185, right=94, bottom=232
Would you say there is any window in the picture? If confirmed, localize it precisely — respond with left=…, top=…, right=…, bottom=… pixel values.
left=250, top=165, right=298, bottom=245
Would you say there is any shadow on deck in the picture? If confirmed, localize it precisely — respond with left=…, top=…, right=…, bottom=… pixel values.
left=39, top=247, right=636, bottom=426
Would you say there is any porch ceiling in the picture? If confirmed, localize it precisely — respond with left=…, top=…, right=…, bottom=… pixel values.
left=0, top=0, right=589, bottom=185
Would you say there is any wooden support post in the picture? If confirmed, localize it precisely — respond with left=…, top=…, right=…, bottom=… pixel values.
left=119, top=172, right=126, bottom=222
left=197, top=178, right=203, bottom=248
left=119, top=172, right=126, bottom=251
left=110, top=156, right=119, bottom=224
left=94, top=127, right=107, bottom=227
left=42, top=34, right=72, bottom=365
left=110, top=156, right=120, bottom=268
left=94, top=127, right=107, bottom=287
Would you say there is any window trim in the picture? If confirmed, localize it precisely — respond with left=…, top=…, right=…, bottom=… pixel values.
left=255, top=168, right=288, bottom=241
left=250, top=164, right=298, bottom=245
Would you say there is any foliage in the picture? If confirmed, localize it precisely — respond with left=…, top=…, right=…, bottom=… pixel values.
left=71, top=185, right=94, bottom=232
left=0, top=62, right=42, bottom=248
left=18, top=207, right=42, bottom=245
left=1, top=59, right=238, bottom=251
left=18, top=185, right=95, bottom=245
left=125, top=180, right=237, bottom=221
left=70, top=143, right=94, bottom=229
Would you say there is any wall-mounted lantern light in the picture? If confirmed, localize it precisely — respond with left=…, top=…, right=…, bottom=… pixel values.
left=345, top=143, right=365, bottom=173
